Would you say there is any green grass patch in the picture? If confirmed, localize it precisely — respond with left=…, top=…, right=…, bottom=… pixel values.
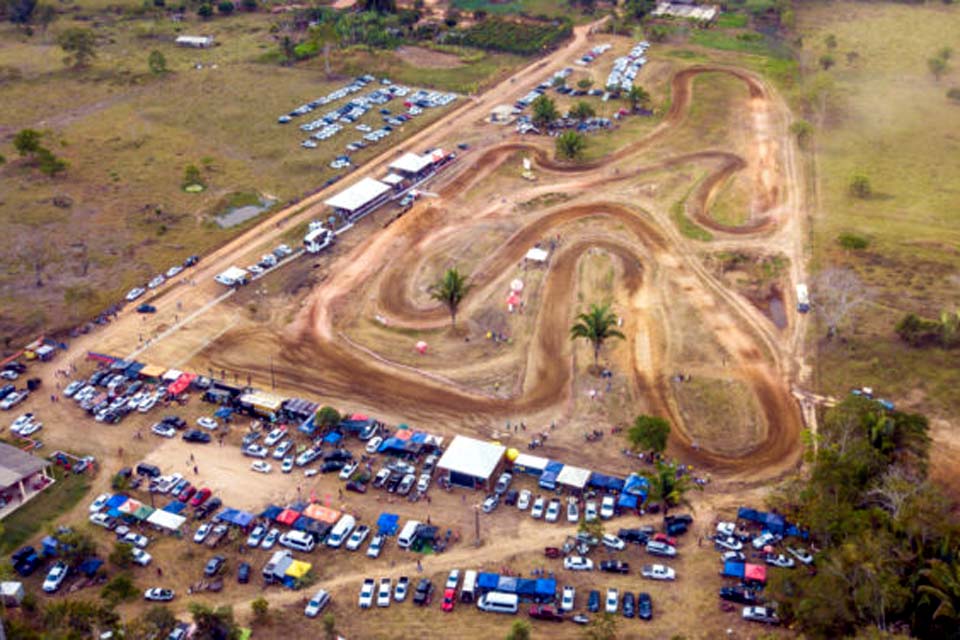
left=0, top=465, right=90, bottom=554
left=667, top=49, right=707, bottom=60
left=690, top=30, right=789, bottom=59
left=715, top=13, right=749, bottom=29
left=672, top=195, right=713, bottom=242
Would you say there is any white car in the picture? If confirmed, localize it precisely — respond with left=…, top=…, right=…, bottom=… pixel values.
left=151, top=423, right=176, bottom=438
left=605, top=588, right=619, bottom=614
left=246, top=525, right=267, bottom=547
left=16, top=419, right=42, bottom=436
left=365, top=436, right=383, bottom=454
left=560, top=585, right=575, bottom=612
left=715, top=536, right=743, bottom=552
left=545, top=499, right=561, bottom=522
left=346, top=525, right=371, bottom=551
left=89, top=493, right=110, bottom=513
left=601, top=534, right=625, bottom=551
left=531, top=496, right=545, bottom=519
left=131, top=548, right=152, bottom=566
left=138, top=396, right=158, bottom=413
left=89, top=512, right=114, bottom=529
left=147, top=275, right=165, bottom=289
left=394, top=576, right=409, bottom=602
left=193, top=523, right=212, bottom=543
left=1, top=392, right=26, bottom=410
left=517, top=489, right=532, bottom=510
left=584, top=500, right=598, bottom=522
left=563, top=556, right=594, bottom=571
left=304, top=589, right=330, bottom=617
left=416, top=473, right=431, bottom=494
left=765, top=553, right=796, bottom=569
left=743, top=605, right=780, bottom=625
left=358, top=578, right=375, bottom=608
left=753, top=532, right=779, bottom=549
left=63, top=381, right=84, bottom=397
left=10, top=413, right=37, bottom=434
left=263, top=428, right=286, bottom=447
left=197, top=417, right=219, bottom=430
left=445, top=569, right=460, bottom=591
left=339, top=461, right=358, bottom=480
left=786, top=546, right=815, bottom=565
left=122, top=532, right=150, bottom=549
left=144, top=588, right=175, bottom=602
left=126, top=287, right=145, bottom=301
left=251, top=460, right=273, bottom=474
left=600, top=495, right=616, bottom=519
left=567, top=498, right=579, bottom=523
left=641, top=564, right=676, bottom=581
left=0, top=370, right=18, bottom=380
left=716, top=521, right=736, bottom=537
left=366, top=534, right=385, bottom=558
left=281, top=456, right=295, bottom=474
left=244, top=444, right=269, bottom=459
left=721, top=551, right=747, bottom=563
left=43, top=562, right=69, bottom=593
left=377, top=577, right=392, bottom=607
left=165, top=265, right=184, bottom=279
left=646, top=540, right=678, bottom=558
left=272, top=439, right=293, bottom=459
left=261, top=528, right=280, bottom=550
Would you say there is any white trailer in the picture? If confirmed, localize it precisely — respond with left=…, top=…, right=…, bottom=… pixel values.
left=796, top=283, right=810, bottom=313
left=304, top=227, right=335, bottom=254
left=214, top=266, right=249, bottom=287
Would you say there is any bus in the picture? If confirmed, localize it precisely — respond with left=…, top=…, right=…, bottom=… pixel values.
left=304, top=227, right=334, bottom=254
left=796, top=284, right=810, bottom=313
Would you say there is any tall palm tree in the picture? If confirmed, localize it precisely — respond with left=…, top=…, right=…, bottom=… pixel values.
left=430, top=267, right=472, bottom=329
left=570, top=303, right=625, bottom=367
left=627, top=85, right=651, bottom=112
left=919, top=559, right=960, bottom=624
left=645, top=459, right=701, bottom=514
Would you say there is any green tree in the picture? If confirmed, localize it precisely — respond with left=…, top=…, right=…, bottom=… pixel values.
left=36, top=147, right=67, bottom=176
left=127, top=606, right=177, bottom=639
left=582, top=612, right=618, bottom=640
left=928, top=56, right=948, bottom=81
left=824, top=34, right=837, bottom=50
left=101, top=573, right=138, bottom=605
left=190, top=603, right=239, bottom=640
left=556, top=130, right=586, bottom=160
left=625, top=0, right=656, bottom=21
left=362, top=0, right=396, bottom=13
left=56, top=530, right=96, bottom=569
left=321, top=612, right=337, bottom=640
left=241, top=0, right=257, bottom=10
left=197, top=3, right=213, bottom=19
left=315, top=405, right=341, bottom=428
left=109, top=541, right=134, bottom=568
left=820, top=54, right=836, bottom=70
left=429, top=267, right=472, bottom=328
left=849, top=173, right=872, bottom=198
left=217, top=0, right=234, bottom=14
left=790, top=119, right=813, bottom=149
left=58, top=27, right=96, bottom=68
left=250, top=597, right=269, bottom=624
left=279, top=35, right=296, bottom=65
left=628, top=415, right=670, bottom=453
left=576, top=77, right=593, bottom=90
left=148, top=50, right=167, bottom=74
left=569, top=302, right=625, bottom=367
left=33, top=3, right=55, bottom=32
left=13, top=128, right=43, bottom=156
left=183, top=164, right=204, bottom=188
left=531, top=94, right=559, bottom=128
left=627, top=85, right=651, bottom=111
left=569, top=101, right=595, bottom=121
left=578, top=515, right=604, bottom=540
left=919, top=559, right=960, bottom=623
left=644, top=459, right=700, bottom=513
left=505, top=619, right=531, bottom=640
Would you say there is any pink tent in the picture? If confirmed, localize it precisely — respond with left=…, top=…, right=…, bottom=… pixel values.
left=506, top=293, right=521, bottom=306
left=744, top=563, right=767, bottom=584
left=276, top=509, right=300, bottom=526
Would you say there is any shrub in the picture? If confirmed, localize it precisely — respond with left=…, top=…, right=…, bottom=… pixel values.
left=849, top=174, right=872, bottom=198
left=947, top=87, right=960, bottom=102
left=837, top=232, right=869, bottom=250
left=217, top=0, right=234, bottom=14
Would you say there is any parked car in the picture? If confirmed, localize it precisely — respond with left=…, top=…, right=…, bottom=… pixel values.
left=183, top=429, right=211, bottom=444
left=144, top=588, right=175, bottom=602
left=584, top=500, right=598, bottom=522
left=560, top=585, right=575, bottom=612
left=482, top=494, right=499, bottom=513
left=441, top=587, right=456, bottom=612
left=494, top=472, right=512, bottom=495
left=366, top=535, right=385, bottom=558
left=605, top=588, right=619, bottom=614
left=600, top=495, right=616, bottom=519
left=622, top=591, right=636, bottom=618
left=719, top=586, right=760, bottom=605
left=196, top=417, right=218, bottom=430
left=132, top=548, right=152, bottom=567
left=413, top=578, right=433, bottom=606
left=545, top=499, right=561, bottom=522
left=89, top=493, right=110, bottom=513
left=305, top=589, right=331, bottom=617
left=339, top=461, right=358, bottom=480
left=765, top=553, right=796, bottom=569
left=646, top=540, right=677, bottom=558
left=529, top=605, right=564, bottom=622
left=641, top=564, right=676, bottom=581
left=246, top=526, right=266, bottom=547
left=346, top=525, right=371, bottom=551
left=721, top=551, right=747, bottom=563
left=190, top=488, right=212, bottom=507
left=394, top=576, right=409, bottom=602
left=564, top=556, right=594, bottom=571
left=237, top=562, right=251, bottom=584
left=638, top=592, right=653, bottom=620
left=122, top=532, right=150, bottom=549
left=715, top=536, right=743, bottom=552
left=600, top=560, right=630, bottom=574
left=752, top=532, right=779, bottom=549
left=251, top=461, right=273, bottom=474
left=193, top=523, right=211, bottom=544
left=602, top=534, right=625, bottom=551
left=531, top=496, right=545, bottom=519
left=204, top=555, right=225, bottom=577
left=365, top=436, right=383, bottom=454
left=517, top=489, right=532, bottom=510
left=261, top=529, right=279, bottom=550
left=42, top=562, right=69, bottom=593
left=742, top=606, right=780, bottom=625
left=786, top=546, right=815, bottom=565
left=152, top=423, right=177, bottom=438
left=358, top=578, right=376, bottom=608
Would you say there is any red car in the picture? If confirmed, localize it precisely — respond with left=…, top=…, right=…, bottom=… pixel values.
left=653, top=533, right=677, bottom=547
left=178, top=485, right=196, bottom=502
left=529, top=605, right=564, bottom=622
left=190, top=488, right=211, bottom=507
left=441, top=587, right=456, bottom=612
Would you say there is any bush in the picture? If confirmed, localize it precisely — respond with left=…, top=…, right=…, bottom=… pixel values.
left=849, top=174, right=872, bottom=198
left=217, top=0, right=234, bottom=14
left=837, top=232, right=869, bottom=250
left=895, top=313, right=942, bottom=348
left=458, top=17, right=572, bottom=55
left=947, top=87, right=960, bottom=102
left=251, top=596, right=269, bottom=624
left=101, top=573, right=138, bottom=604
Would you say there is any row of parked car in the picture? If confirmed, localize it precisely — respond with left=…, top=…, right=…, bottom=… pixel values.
left=0, top=361, right=33, bottom=412
left=124, top=254, right=200, bottom=303
left=61, top=367, right=168, bottom=425
left=606, top=41, right=650, bottom=93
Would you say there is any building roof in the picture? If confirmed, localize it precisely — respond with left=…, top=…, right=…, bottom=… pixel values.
left=0, top=443, right=50, bottom=488
left=381, top=173, right=405, bottom=186
left=389, top=152, right=434, bottom=175
left=324, top=177, right=391, bottom=212
left=437, top=435, right=505, bottom=481
left=556, top=465, right=592, bottom=489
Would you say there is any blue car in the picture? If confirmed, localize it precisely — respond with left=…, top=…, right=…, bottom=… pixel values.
left=587, top=590, right=601, bottom=613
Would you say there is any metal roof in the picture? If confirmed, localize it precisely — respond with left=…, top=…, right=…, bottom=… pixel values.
left=437, top=436, right=505, bottom=480
left=389, top=152, right=434, bottom=175
left=324, top=177, right=391, bottom=212
left=0, top=443, right=49, bottom=488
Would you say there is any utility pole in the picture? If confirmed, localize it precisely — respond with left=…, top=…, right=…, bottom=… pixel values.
left=474, top=505, right=481, bottom=547
left=270, top=356, right=276, bottom=390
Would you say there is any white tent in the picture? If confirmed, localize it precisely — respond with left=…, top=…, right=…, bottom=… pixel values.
left=161, top=369, right=183, bottom=383
left=146, top=509, right=186, bottom=532
left=512, top=453, right=549, bottom=474
left=525, top=248, right=549, bottom=262
left=557, top=465, right=592, bottom=490
left=437, top=436, right=505, bottom=489
left=389, top=152, right=434, bottom=176
left=324, top=177, right=391, bottom=214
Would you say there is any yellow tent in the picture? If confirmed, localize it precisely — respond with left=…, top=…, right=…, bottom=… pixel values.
left=284, top=560, right=312, bottom=579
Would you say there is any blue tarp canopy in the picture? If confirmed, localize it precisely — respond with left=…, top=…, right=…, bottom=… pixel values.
left=218, top=508, right=255, bottom=527
left=722, top=560, right=746, bottom=578
left=78, top=558, right=104, bottom=577
left=298, top=414, right=317, bottom=436
left=764, top=512, right=787, bottom=535
left=214, top=406, right=234, bottom=419
left=737, top=507, right=789, bottom=536
left=261, top=505, right=283, bottom=520
left=618, top=493, right=638, bottom=509
left=323, top=431, right=343, bottom=444
left=105, top=494, right=126, bottom=509
left=517, top=579, right=538, bottom=596
left=737, top=507, right=762, bottom=522
left=478, top=573, right=499, bottom=591
left=539, top=471, right=558, bottom=489
left=379, top=438, right=423, bottom=455
left=162, top=500, right=187, bottom=514
left=544, top=461, right=564, bottom=473
left=293, top=516, right=317, bottom=531
left=623, top=473, right=649, bottom=499
left=125, top=362, right=144, bottom=378
left=534, top=578, right=557, bottom=598
left=589, top=473, right=624, bottom=491
left=410, top=432, right=428, bottom=444
left=377, top=513, right=400, bottom=536
left=497, top=576, right=519, bottom=594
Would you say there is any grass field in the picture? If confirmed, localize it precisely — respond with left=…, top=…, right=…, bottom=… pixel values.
left=0, top=465, right=90, bottom=555
left=795, top=2, right=960, bottom=414
left=0, top=12, right=525, bottom=348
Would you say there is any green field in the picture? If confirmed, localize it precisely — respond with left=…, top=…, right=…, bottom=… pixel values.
left=795, top=2, right=960, bottom=414
left=0, top=465, right=91, bottom=555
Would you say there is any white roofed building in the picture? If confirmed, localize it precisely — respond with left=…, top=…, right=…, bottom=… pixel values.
left=388, top=152, right=436, bottom=180
left=324, top=177, right=392, bottom=221
left=436, top=436, right=506, bottom=490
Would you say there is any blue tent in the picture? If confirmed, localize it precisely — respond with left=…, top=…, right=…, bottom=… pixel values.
left=517, top=579, right=538, bottom=596
left=162, top=500, right=187, bottom=514
left=293, top=516, right=317, bottom=531
left=214, top=407, right=234, bottom=419
left=737, top=507, right=762, bottom=522
left=41, top=536, right=60, bottom=557
left=377, top=513, right=400, bottom=536
left=323, top=431, right=343, bottom=445
left=617, top=493, right=638, bottom=509
left=78, top=558, right=103, bottom=577
left=105, top=494, right=127, bottom=509
left=497, top=576, right=519, bottom=594
left=764, top=512, right=787, bottom=535
left=722, top=560, right=745, bottom=578
left=539, top=461, right=564, bottom=490
left=218, top=508, right=255, bottom=527
left=623, top=473, right=649, bottom=499
left=534, top=578, right=557, bottom=600
left=478, top=573, right=499, bottom=591
left=410, top=432, right=428, bottom=444
left=589, top=473, right=624, bottom=491
left=261, top=505, right=283, bottom=520
left=298, top=414, right=317, bottom=436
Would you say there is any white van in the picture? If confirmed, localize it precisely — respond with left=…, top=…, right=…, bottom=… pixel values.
left=460, top=570, right=478, bottom=603
left=279, top=530, right=315, bottom=553
left=477, top=592, right=518, bottom=614
left=326, top=514, right=356, bottom=548
left=397, top=520, right=422, bottom=549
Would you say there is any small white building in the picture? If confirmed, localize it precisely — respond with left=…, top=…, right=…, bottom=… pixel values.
left=436, top=436, right=506, bottom=491
left=176, top=35, right=215, bottom=49
left=324, top=177, right=393, bottom=222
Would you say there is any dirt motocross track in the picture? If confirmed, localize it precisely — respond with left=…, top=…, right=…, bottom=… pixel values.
left=190, top=62, right=809, bottom=483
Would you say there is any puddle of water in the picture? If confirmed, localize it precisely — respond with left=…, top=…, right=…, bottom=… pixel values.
left=215, top=197, right=276, bottom=229
left=767, top=290, right=787, bottom=329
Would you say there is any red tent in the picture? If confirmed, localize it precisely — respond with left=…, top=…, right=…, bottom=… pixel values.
left=393, top=429, right=413, bottom=441
left=744, top=563, right=767, bottom=584
left=167, top=372, right=196, bottom=396
left=276, top=509, right=300, bottom=526
left=350, top=413, right=369, bottom=421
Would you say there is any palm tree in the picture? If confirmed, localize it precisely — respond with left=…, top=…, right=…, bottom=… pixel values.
left=429, top=267, right=472, bottom=329
left=919, top=559, right=960, bottom=624
left=531, top=95, right=559, bottom=129
left=555, top=130, right=586, bottom=160
left=569, top=303, right=625, bottom=368
left=644, top=459, right=701, bottom=514
left=627, top=85, right=651, bottom=112
left=569, top=101, right=595, bottom=122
